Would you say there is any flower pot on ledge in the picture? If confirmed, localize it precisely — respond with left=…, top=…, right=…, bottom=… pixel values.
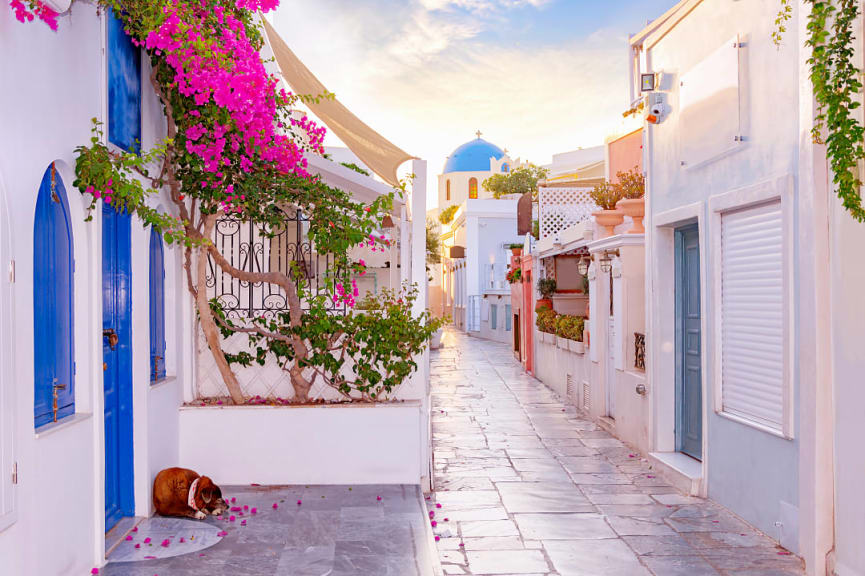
left=568, top=340, right=585, bottom=354
left=557, top=336, right=568, bottom=349
left=536, top=298, right=553, bottom=310
left=617, top=197, right=645, bottom=234
left=511, top=247, right=523, bottom=257
left=593, top=209, right=625, bottom=238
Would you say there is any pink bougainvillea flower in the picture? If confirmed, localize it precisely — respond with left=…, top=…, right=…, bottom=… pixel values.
left=629, top=454, right=635, bottom=458
left=132, top=526, right=138, bottom=532
left=430, top=520, right=437, bottom=527
left=179, top=537, right=185, bottom=543
left=161, top=539, right=170, bottom=548
left=126, top=535, right=133, bottom=541
left=376, top=496, right=382, bottom=501
left=230, top=506, right=241, bottom=512
left=646, top=475, right=656, bottom=479
left=272, top=503, right=278, bottom=509
left=296, top=500, right=302, bottom=506
left=229, top=515, right=236, bottom=522
left=217, top=531, right=228, bottom=537
left=428, top=511, right=435, bottom=518
left=231, top=498, right=236, bottom=503
left=251, top=507, right=257, bottom=515
left=436, top=503, right=442, bottom=509
left=243, top=505, right=249, bottom=510
left=143, top=538, right=152, bottom=544
left=443, top=518, right=449, bottom=522
left=199, top=554, right=206, bottom=558
left=458, top=542, right=465, bottom=548
left=241, top=519, right=247, bottom=526
left=91, top=569, right=99, bottom=575
left=434, top=535, right=440, bottom=542
left=135, top=544, right=141, bottom=549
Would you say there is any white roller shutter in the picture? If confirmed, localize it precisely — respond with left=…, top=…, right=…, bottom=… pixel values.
left=720, top=200, right=785, bottom=432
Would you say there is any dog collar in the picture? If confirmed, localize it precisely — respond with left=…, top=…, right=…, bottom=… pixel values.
left=188, top=478, right=200, bottom=511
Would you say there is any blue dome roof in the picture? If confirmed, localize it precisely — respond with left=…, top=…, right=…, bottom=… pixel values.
left=443, top=138, right=505, bottom=174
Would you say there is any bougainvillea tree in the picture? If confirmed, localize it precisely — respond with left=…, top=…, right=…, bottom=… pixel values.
left=15, top=0, right=442, bottom=403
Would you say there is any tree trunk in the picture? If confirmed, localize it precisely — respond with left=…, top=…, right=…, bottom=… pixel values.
left=196, top=216, right=245, bottom=404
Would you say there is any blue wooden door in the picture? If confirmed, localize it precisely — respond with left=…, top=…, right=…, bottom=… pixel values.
left=103, top=203, right=134, bottom=531
left=676, top=225, right=702, bottom=460
left=33, top=166, right=75, bottom=428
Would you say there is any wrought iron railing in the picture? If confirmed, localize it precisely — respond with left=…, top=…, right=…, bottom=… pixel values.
left=206, top=207, right=347, bottom=319
left=634, top=332, right=646, bottom=371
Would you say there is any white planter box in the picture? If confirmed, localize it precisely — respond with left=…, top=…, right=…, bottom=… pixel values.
left=568, top=340, right=585, bottom=354
left=557, top=336, right=568, bottom=349
left=179, top=401, right=423, bottom=485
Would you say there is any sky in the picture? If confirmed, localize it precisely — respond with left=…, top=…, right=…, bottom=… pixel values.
left=270, top=0, right=678, bottom=209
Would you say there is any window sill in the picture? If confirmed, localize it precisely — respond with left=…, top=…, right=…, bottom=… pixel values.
left=715, top=409, right=792, bottom=440
left=150, top=375, right=178, bottom=391
left=35, top=412, right=92, bottom=439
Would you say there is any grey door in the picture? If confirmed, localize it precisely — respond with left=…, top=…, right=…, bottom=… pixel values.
left=676, top=225, right=702, bottom=460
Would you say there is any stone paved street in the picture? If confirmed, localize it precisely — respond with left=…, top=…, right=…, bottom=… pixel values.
left=428, top=329, right=805, bottom=576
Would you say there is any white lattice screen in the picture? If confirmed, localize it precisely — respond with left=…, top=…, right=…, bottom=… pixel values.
left=196, top=328, right=409, bottom=401
left=538, top=187, right=597, bottom=239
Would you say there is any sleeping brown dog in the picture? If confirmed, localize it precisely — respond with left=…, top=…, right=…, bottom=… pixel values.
left=153, top=467, right=228, bottom=520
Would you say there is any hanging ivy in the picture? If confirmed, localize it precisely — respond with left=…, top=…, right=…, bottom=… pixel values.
left=773, top=0, right=792, bottom=47
left=805, top=0, right=865, bottom=222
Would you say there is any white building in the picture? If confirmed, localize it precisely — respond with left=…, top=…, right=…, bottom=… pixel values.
left=0, top=6, right=429, bottom=575
left=436, top=137, right=523, bottom=343
left=634, top=1, right=835, bottom=573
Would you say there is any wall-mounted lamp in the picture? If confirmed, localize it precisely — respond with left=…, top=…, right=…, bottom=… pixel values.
left=640, top=73, right=656, bottom=92
left=598, top=250, right=620, bottom=274
left=577, top=257, right=590, bottom=276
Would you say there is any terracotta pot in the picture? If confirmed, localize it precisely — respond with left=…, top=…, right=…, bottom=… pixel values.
left=536, top=298, right=553, bottom=310
left=593, top=209, right=625, bottom=237
left=511, top=247, right=523, bottom=257
left=617, top=197, right=645, bottom=234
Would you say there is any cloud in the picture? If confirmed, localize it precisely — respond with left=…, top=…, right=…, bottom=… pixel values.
left=271, top=0, right=635, bottom=207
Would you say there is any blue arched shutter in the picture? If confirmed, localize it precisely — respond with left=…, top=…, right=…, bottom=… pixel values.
left=34, top=165, right=75, bottom=427
left=149, top=230, right=166, bottom=382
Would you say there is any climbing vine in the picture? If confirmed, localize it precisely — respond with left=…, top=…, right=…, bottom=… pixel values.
left=805, top=0, right=865, bottom=222
left=772, top=0, right=792, bottom=47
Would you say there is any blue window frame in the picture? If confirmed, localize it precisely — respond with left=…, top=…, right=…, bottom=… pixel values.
left=149, top=230, right=166, bottom=382
left=506, top=304, right=512, bottom=331
left=34, top=164, right=75, bottom=427
left=490, top=303, right=498, bottom=330
left=108, top=8, right=141, bottom=153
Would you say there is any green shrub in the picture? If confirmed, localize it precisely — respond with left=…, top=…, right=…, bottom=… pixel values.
left=555, top=314, right=585, bottom=341
left=536, top=307, right=558, bottom=333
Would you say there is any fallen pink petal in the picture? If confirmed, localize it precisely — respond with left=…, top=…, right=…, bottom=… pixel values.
left=251, top=508, right=257, bottom=515
left=91, top=569, right=99, bottom=575
left=435, top=503, right=442, bottom=509
left=160, top=539, right=170, bottom=547
left=125, top=535, right=133, bottom=541
left=143, top=538, right=151, bottom=544
left=217, top=531, right=228, bottom=537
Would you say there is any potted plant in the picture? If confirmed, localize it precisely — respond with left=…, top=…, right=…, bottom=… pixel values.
left=537, top=277, right=557, bottom=310
left=508, top=242, right=524, bottom=257
left=590, top=181, right=624, bottom=237
left=614, top=168, right=645, bottom=234
left=536, top=307, right=557, bottom=344
left=506, top=267, right=522, bottom=284
left=555, top=315, right=569, bottom=349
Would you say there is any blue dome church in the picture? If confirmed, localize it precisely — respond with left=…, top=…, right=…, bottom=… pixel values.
left=437, top=132, right=517, bottom=211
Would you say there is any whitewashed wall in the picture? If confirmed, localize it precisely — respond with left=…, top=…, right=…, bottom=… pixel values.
left=642, top=0, right=826, bottom=563
left=0, top=5, right=191, bottom=574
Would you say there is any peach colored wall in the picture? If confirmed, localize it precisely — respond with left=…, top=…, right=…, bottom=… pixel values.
left=608, top=129, right=643, bottom=183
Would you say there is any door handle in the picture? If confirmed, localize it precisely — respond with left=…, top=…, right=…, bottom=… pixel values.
left=52, top=379, right=67, bottom=423
left=103, top=328, right=119, bottom=351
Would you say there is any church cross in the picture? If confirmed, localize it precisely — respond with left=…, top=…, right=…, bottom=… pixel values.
left=475, top=130, right=482, bottom=139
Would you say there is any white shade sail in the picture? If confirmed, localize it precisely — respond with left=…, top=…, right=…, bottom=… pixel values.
left=262, top=18, right=414, bottom=188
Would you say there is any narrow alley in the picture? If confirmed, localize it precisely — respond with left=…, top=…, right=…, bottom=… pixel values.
left=428, top=329, right=805, bottom=576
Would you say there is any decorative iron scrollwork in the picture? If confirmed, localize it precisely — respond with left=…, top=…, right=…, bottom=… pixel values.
left=206, top=206, right=346, bottom=319
left=634, top=332, right=646, bottom=371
